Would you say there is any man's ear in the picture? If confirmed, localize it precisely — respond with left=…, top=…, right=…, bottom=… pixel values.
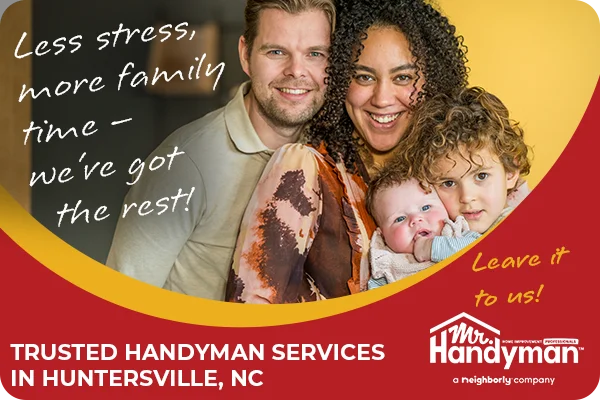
left=506, top=170, right=520, bottom=190
left=238, top=36, right=251, bottom=77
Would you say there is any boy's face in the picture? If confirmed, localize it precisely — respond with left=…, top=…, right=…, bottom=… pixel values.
left=374, top=179, right=448, bottom=254
left=434, top=147, right=519, bottom=234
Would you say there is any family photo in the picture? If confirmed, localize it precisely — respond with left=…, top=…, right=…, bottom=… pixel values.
left=2, top=0, right=596, bottom=304
left=105, top=0, right=532, bottom=303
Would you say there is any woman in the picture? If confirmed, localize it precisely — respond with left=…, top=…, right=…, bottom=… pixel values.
left=226, top=0, right=468, bottom=303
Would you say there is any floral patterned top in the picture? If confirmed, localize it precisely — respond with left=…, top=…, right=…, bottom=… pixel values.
left=225, top=143, right=376, bottom=303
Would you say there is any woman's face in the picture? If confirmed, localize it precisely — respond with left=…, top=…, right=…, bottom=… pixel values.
left=345, top=27, right=423, bottom=154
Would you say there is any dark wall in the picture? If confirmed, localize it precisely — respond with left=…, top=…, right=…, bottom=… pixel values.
left=31, top=0, right=247, bottom=262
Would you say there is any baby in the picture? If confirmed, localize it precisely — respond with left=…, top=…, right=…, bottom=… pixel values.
left=366, top=162, right=476, bottom=288
left=367, top=86, right=531, bottom=288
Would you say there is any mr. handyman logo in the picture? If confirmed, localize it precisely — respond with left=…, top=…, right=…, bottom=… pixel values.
left=429, top=313, right=581, bottom=370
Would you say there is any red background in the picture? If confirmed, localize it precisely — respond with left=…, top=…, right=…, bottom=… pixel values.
left=1, top=80, right=599, bottom=399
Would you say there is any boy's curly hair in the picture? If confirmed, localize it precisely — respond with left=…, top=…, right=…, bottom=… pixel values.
left=394, top=86, right=532, bottom=187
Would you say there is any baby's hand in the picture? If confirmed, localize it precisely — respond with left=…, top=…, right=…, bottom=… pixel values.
left=414, top=236, right=433, bottom=262
left=441, top=216, right=470, bottom=237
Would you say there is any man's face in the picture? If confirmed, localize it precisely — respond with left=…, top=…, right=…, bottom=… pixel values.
left=239, top=9, right=330, bottom=130
left=434, top=147, right=519, bottom=234
left=375, top=179, right=448, bottom=254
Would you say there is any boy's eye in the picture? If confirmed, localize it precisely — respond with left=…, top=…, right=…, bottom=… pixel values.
left=394, top=216, right=406, bottom=223
left=476, top=172, right=489, bottom=181
left=440, top=180, right=455, bottom=188
left=421, top=205, right=431, bottom=212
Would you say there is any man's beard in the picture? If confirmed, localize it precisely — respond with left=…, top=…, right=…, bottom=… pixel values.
left=255, top=88, right=323, bottom=129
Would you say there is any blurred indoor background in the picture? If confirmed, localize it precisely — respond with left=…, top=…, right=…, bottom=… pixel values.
left=1, top=0, right=247, bottom=262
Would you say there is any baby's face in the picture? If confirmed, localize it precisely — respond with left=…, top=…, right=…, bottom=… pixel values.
left=433, top=147, right=519, bottom=234
left=374, top=179, right=449, bottom=254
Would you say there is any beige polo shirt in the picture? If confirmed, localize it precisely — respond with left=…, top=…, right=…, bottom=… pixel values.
left=106, top=82, right=274, bottom=300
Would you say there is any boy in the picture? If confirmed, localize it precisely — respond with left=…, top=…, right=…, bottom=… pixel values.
left=368, top=86, right=531, bottom=287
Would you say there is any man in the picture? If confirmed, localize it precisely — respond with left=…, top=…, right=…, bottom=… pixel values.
left=106, top=0, right=334, bottom=300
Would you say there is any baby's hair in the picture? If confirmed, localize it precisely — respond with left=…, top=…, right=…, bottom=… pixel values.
left=395, top=86, right=532, bottom=188
left=366, top=160, right=430, bottom=226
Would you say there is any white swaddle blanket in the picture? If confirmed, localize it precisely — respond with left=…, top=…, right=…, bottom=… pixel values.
left=369, top=216, right=470, bottom=284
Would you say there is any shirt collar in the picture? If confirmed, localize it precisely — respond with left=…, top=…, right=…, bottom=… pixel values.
left=225, top=82, right=271, bottom=154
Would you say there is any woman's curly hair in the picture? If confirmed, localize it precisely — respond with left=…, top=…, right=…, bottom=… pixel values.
left=306, top=0, right=469, bottom=170
left=395, top=86, right=532, bottom=187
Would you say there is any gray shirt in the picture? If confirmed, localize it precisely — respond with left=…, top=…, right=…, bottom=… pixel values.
left=106, top=82, right=274, bottom=300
